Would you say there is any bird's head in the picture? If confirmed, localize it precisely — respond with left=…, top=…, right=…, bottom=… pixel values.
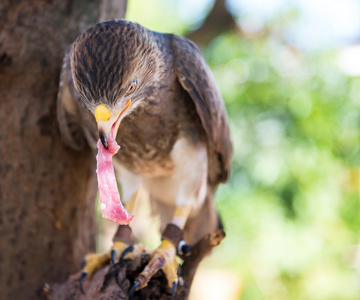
left=70, top=20, right=161, bottom=149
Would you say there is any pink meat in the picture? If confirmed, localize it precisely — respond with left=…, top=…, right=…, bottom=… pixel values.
left=96, top=136, right=134, bottom=224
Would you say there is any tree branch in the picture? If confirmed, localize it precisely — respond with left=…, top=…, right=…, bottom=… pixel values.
left=46, top=229, right=225, bottom=300
left=187, top=0, right=238, bottom=45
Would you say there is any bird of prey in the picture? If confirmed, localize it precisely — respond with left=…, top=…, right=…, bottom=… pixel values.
left=57, top=19, right=232, bottom=296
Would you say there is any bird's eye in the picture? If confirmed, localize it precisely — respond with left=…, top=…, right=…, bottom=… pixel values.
left=125, top=79, right=137, bottom=96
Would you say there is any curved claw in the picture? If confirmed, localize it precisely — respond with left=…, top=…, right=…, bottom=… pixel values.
left=79, top=272, right=87, bottom=294
left=172, top=281, right=177, bottom=298
left=111, top=249, right=116, bottom=265
left=129, top=280, right=140, bottom=300
left=119, top=245, right=134, bottom=263
left=181, top=244, right=192, bottom=256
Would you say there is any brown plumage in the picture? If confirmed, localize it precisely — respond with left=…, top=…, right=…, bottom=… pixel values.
left=57, top=19, right=232, bottom=292
left=61, top=19, right=231, bottom=184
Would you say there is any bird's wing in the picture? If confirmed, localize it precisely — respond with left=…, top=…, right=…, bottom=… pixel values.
left=171, top=35, right=233, bottom=184
left=57, top=48, right=86, bottom=151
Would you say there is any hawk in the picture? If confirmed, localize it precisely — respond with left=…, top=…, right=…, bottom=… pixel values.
left=57, top=19, right=232, bottom=296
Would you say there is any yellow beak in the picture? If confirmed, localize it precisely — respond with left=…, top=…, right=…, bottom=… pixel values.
left=94, top=104, right=111, bottom=123
left=94, top=99, right=131, bottom=149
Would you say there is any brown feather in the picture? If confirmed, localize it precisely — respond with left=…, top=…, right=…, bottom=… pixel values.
left=171, top=35, right=233, bottom=185
left=59, top=19, right=233, bottom=245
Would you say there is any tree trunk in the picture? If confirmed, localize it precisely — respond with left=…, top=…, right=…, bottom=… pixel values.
left=0, top=1, right=126, bottom=299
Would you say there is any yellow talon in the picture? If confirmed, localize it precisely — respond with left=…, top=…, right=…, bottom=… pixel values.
left=113, top=240, right=129, bottom=253
left=82, top=253, right=110, bottom=277
left=136, top=239, right=178, bottom=289
left=111, top=240, right=129, bottom=262
left=158, top=239, right=176, bottom=251
left=157, top=239, right=178, bottom=287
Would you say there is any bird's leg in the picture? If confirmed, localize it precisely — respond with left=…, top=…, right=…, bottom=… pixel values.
left=110, top=190, right=147, bottom=264
left=130, top=205, right=191, bottom=297
left=80, top=191, right=145, bottom=293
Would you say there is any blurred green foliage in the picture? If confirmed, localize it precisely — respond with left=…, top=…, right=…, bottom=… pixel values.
left=126, top=1, right=360, bottom=299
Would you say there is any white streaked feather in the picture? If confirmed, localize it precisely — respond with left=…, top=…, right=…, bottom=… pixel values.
left=140, top=138, right=208, bottom=210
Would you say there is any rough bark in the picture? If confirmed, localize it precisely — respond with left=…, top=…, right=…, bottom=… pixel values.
left=46, top=229, right=225, bottom=300
left=0, top=1, right=126, bottom=299
left=99, top=0, right=127, bottom=22
left=187, top=0, right=238, bottom=46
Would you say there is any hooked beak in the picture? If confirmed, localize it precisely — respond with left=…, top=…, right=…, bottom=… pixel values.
left=94, top=99, right=132, bottom=149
